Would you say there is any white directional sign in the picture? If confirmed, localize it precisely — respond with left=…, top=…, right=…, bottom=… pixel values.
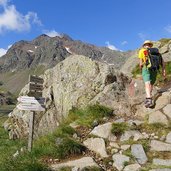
left=17, top=96, right=45, bottom=105
left=17, top=96, right=45, bottom=111
left=17, top=103, right=45, bottom=111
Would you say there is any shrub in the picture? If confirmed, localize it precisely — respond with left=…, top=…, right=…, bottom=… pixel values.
left=32, top=134, right=59, bottom=158
left=111, top=122, right=129, bottom=136
left=55, top=137, right=86, bottom=159
left=33, top=124, right=85, bottom=159
left=53, top=124, right=76, bottom=137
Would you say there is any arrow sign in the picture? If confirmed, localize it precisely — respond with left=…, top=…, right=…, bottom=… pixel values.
left=17, top=96, right=45, bottom=105
left=17, top=103, right=45, bottom=111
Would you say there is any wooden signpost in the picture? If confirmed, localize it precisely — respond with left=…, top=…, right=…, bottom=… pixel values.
left=17, top=75, right=45, bottom=152
left=28, top=75, right=44, bottom=97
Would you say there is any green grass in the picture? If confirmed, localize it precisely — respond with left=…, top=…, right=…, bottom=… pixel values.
left=136, top=122, right=170, bottom=138
left=0, top=113, right=87, bottom=170
left=67, top=104, right=113, bottom=128
left=55, top=137, right=86, bottom=159
left=0, top=65, right=46, bottom=96
left=1, top=155, right=50, bottom=171
left=0, top=116, right=28, bottom=170
left=31, top=122, right=86, bottom=160
left=111, top=122, right=129, bottom=136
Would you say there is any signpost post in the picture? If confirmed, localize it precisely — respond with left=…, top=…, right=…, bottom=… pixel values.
left=17, top=75, right=45, bottom=152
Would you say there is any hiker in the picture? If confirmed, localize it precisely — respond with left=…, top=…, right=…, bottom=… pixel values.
left=138, top=40, right=166, bottom=108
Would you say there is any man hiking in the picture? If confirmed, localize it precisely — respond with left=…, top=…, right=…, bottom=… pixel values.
left=138, top=40, right=166, bottom=108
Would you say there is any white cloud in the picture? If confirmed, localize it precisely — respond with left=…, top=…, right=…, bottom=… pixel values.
left=165, top=25, right=171, bottom=33
left=0, top=48, right=7, bottom=57
left=44, top=29, right=62, bottom=37
left=121, top=41, right=128, bottom=45
left=0, top=0, right=41, bottom=33
left=0, top=44, right=11, bottom=57
left=0, top=0, right=7, bottom=6
left=7, top=44, right=11, bottom=48
left=105, top=41, right=119, bottom=51
left=25, top=12, right=42, bottom=25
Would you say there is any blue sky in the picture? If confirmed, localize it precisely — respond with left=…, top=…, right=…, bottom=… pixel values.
left=0, top=0, right=171, bottom=57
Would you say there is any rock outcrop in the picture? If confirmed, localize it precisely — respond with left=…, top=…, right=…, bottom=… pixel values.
left=4, top=55, right=132, bottom=139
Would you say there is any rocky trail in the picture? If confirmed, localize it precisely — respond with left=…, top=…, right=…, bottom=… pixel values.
left=47, top=84, right=171, bottom=171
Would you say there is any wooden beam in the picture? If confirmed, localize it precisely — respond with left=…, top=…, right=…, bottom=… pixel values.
left=28, top=91, right=42, bottom=98
left=29, top=83, right=43, bottom=91
left=29, top=75, right=44, bottom=84
left=28, top=112, right=35, bottom=152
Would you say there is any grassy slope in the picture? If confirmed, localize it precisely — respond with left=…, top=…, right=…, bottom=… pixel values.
left=0, top=105, right=15, bottom=115
left=0, top=115, right=25, bottom=169
left=0, top=104, right=112, bottom=171
left=0, top=104, right=171, bottom=170
left=0, top=65, right=46, bottom=96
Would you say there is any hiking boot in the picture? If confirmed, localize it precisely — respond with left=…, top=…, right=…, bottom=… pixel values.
left=144, top=98, right=153, bottom=108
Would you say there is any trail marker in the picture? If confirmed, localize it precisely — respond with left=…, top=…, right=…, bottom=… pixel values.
left=17, top=75, right=45, bottom=152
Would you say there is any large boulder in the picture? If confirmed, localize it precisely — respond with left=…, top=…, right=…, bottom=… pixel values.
left=4, top=55, right=133, bottom=138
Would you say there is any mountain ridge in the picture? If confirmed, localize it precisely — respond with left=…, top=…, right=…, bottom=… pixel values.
left=0, top=33, right=132, bottom=95
left=0, top=34, right=131, bottom=73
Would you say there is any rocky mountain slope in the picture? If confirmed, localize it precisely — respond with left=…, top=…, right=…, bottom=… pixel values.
left=0, top=34, right=132, bottom=95
left=0, top=34, right=130, bottom=73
